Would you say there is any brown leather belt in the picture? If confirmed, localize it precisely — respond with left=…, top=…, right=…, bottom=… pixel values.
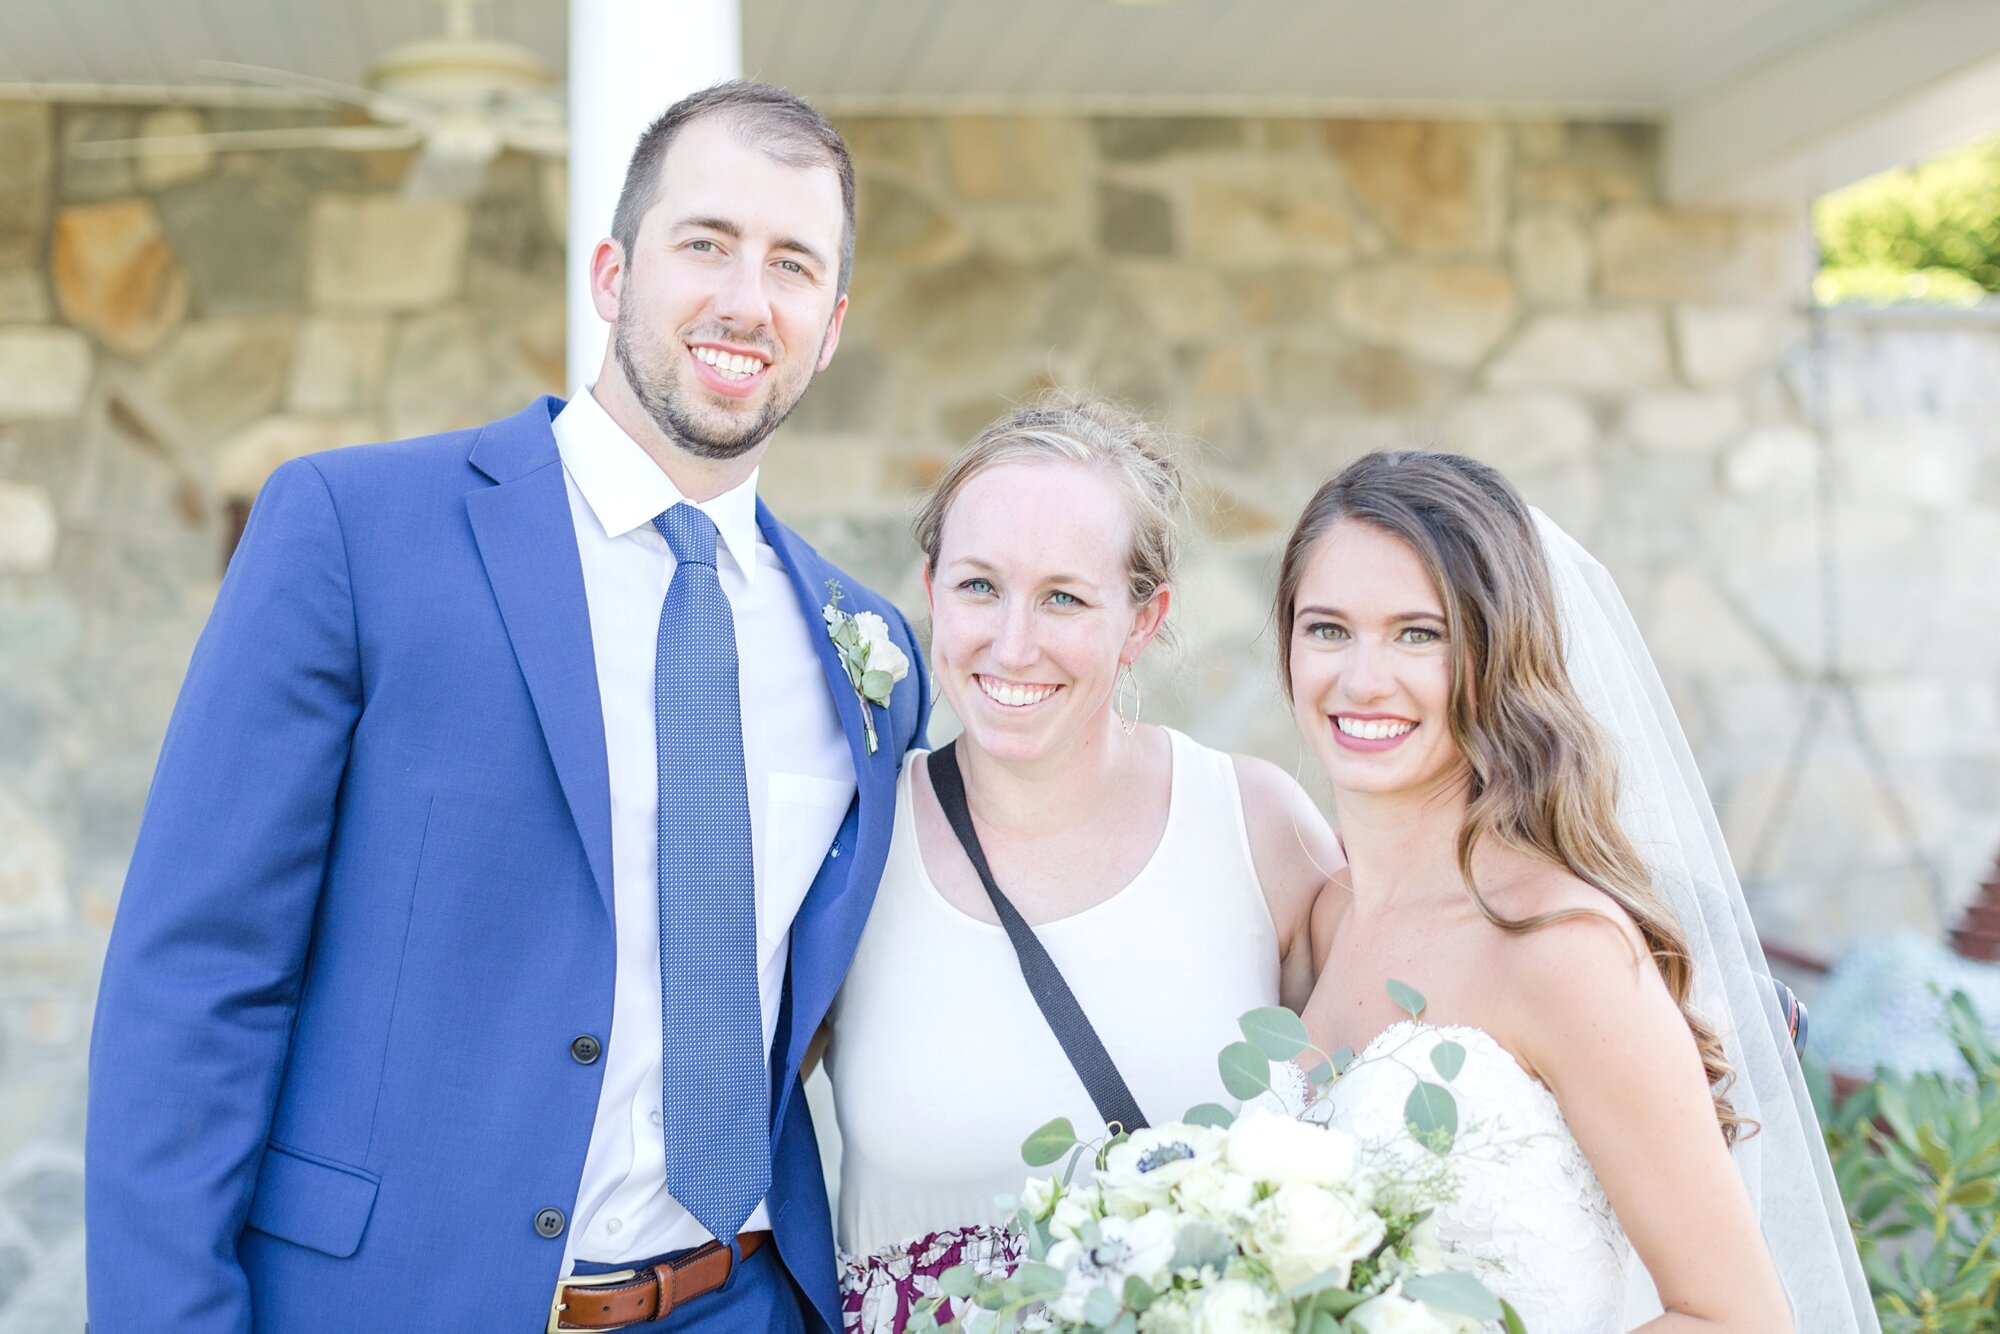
left=548, top=1231, right=769, bottom=1332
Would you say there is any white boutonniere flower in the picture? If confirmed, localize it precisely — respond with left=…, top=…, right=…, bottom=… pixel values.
left=822, top=580, right=910, bottom=753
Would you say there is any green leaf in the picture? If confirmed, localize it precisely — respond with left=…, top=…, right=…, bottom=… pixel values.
left=1914, top=1122, right=1954, bottom=1179
left=1219, top=1040, right=1274, bottom=1100
left=1309, top=1287, right=1364, bottom=1316
left=1105, top=1314, right=1140, bottom=1334
left=860, top=668, right=893, bottom=702
left=1403, top=1270, right=1504, bottom=1320
left=1083, top=1287, right=1122, bottom=1325
left=1122, top=1275, right=1156, bottom=1311
left=1170, top=1220, right=1234, bottom=1272
left=1303, top=1060, right=1334, bottom=1086
left=1010, top=1261, right=1066, bottom=1300
left=938, top=1266, right=982, bottom=1298
left=1502, top=1299, right=1528, bottom=1334
left=1022, top=1117, right=1079, bottom=1167
left=1949, top=1176, right=1998, bottom=1208
left=1387, top=978, right=1427, bottom=1018
left=1062, top=1142, right=1089, bottom=1187
left=1240, top=1006, right=1311, bottom=1060
left=1404, top=1081, right=1458, bottom=1154
left=1184, top=1102, right=1236, bottom=1129
left=1309, top=1313, right=1341, bottom=1334
left=1330, top=1046, right=1357, bottom=1075
left=1429, top=1040, right=1466, bottom=1082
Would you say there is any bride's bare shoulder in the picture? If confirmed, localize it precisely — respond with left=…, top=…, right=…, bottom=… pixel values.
left=1477, top=860, right=1659, bottom=1010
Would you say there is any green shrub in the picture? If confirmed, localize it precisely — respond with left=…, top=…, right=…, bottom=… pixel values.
left=1815, top=138, right=2000, bottom=305
left=1823, top=990, right=2000, bottom=1332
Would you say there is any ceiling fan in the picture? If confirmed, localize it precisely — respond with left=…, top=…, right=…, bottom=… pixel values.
left=70, top=0, right=567, bottom=202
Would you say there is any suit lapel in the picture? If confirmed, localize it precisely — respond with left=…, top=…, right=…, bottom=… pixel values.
left=465, top=399, right=615, bottom=915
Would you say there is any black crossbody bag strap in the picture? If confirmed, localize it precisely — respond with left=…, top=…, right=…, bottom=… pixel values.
left=928, top=741, right=1149, bottom=1133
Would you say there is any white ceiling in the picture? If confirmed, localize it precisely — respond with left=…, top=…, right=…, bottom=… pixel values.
left=0, top=0, right=1912, bottom=116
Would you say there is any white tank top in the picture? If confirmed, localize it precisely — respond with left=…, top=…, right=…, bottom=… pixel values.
left=827, top=727, right=1280, bottom=1259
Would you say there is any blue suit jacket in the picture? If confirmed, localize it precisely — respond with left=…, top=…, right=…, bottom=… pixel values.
left=85, top=397, right=928, bottom=1332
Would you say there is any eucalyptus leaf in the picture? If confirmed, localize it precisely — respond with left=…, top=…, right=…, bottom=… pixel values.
left=1405, top=1081, right=1458, bottom=1153
left=1023, top=1117, right=1079, bottom=1167
left=1010, top=1261, right=1066, bottom=1300
left=1183, top=1102, right=1236, bottom=1129
left=1240, top=1005, right=1311, bottom=1060
left=1122, top=1275, right=1156, bottom=1311
left=1386, top=978, right=1427, bottom=1018
left=1304, top=1060, right=1334, bottom=1086
left=1083, top=1287, right=1122, bottom=1325
left=1310, top=1311, right=1342, bottom=1334
left=1430, top=1039, right=1466, bottom=1082
left=1170, top=1220, right=1234, bottom=1272
left=1219, top=1040, right=1274, bottom=1100
left=1062, top=1142, right=1088, bottom=1187
left=1311, top=1287, right=1364, bottom=1316
left=1106, top=1314, right=1139, bottom=1334
left=1330, top=1045, right=1357, bottom=1075
left=1403, top=1270, right=1504, bottom=1320
left=939, top=1266, right=982, bottom=1299
left=860, top=668, right=893, bottom=702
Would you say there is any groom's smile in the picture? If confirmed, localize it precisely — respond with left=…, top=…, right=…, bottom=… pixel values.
left=686, top=339, right=773, bottom=397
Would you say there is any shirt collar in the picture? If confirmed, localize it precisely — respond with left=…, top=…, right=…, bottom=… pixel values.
left=552, top=384, right=762, bottom=584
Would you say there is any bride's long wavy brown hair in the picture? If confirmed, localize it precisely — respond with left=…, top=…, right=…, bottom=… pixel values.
left=1276, top=449, right=1745, bottom=1142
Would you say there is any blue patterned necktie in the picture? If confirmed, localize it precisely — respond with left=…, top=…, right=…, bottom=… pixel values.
left=652, top=502, right=767, bottom=1242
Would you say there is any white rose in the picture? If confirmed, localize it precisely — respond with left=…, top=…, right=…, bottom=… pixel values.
left=1098, top=1124, right=1227, bottom=1212
left=1225, top=1106, right=1359, bottom=1188
left=1192, top=1278, right=1290, bottom=1334
left=852, top=610, right=911, bottom=682
left=1171, top=1162, right=1258, bottom=1225
left=1018, top=1175, right=1059, bottom=1220
left=1048, top=1188, right=1096, bottom=1242
left=1244, top=1182, right=1387, bottom=1290
left=1346, top=1285, right=1481, bottom=1334
left=1401, top=1214, right=1455, bottom=1274
left=1138, top=1291, right=1196, bottom=1334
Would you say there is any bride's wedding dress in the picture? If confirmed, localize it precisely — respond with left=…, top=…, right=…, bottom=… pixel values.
left=1320, top=1022, right=1631, bottom=1333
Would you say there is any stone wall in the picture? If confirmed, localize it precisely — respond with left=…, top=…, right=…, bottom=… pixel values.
left=1, top=100, right=1996, bottom=1317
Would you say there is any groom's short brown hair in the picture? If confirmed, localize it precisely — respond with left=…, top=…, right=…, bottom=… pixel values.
left=610, top=81, right=857, bottom=298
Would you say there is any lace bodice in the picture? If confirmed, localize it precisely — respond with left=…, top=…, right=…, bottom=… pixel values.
left=1322, top=1022, right=1632, bottom=1333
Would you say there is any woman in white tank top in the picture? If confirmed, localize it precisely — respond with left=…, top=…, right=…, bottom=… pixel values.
left=822, top=400, right=1341, bottom=1334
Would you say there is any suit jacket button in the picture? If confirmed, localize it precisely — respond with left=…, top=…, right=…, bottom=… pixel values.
left=570, top=1034, right=602, bottom=1064
left=535, top=1207, right=567, bottom=1238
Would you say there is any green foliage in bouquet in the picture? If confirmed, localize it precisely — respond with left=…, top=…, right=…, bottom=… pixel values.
left=913, top=982, right=1527, bottom=1333
left=1824, top=990, right=2000, bottom=1333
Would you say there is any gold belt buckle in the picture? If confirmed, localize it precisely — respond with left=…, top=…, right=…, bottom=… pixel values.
left=547, top=1267, right=640, bottom=1334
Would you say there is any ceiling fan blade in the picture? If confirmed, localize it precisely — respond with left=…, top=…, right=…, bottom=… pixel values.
left=195, top=59, right=432, bottom=123
left=69, top=123, right=424, bottom=159
left=399, top=130, right=503, bottom=203
left=500, top=123, right=568, bottom=157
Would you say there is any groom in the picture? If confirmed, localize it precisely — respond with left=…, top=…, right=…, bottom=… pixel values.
left=85, top=82, right=925, bottom=1332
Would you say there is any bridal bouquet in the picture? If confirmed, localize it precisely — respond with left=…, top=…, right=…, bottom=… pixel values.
left=913, top=986, right=1524, bottom=1334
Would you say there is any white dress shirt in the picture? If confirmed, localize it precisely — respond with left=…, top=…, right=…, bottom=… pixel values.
left=554, top=386, right=855, bottom=1270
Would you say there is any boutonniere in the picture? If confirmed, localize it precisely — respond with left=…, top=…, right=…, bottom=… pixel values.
left=822, top=580, right=911, bottom=754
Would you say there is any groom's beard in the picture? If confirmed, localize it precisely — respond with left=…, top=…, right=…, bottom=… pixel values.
left=613, top=314, right=818, bottom=462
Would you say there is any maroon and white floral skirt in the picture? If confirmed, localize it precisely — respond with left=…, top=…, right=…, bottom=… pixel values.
left=839, top=1223, right=1023, bottom=1333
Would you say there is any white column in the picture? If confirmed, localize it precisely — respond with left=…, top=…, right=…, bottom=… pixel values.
left=567, top=0, right=743, bottom=390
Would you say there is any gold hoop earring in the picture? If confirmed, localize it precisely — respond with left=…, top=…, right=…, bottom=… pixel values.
left=1116, top=663, right=1142, bottom=736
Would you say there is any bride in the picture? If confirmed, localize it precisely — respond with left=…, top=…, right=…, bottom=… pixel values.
left=1279, top=450, right=1876, bottom=1332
